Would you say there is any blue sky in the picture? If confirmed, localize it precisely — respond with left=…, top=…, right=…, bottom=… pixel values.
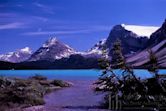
left=0, top=0, right=166, bottom=54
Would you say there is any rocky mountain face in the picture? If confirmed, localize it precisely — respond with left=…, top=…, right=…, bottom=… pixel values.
left=75, top=39, right=106, bottom=59
left=105, top=25, right=149, bottom=55
left=28, top=38, right=75, bottom=61
left=126, top=40, right=166, bottom=68
left=81, top=20, right=166, bottom=68
left=147, top=19, right=166, bottom=47
left=126, top=20, right=166, bottom=68
left=88, top=39, right=106, bottom=55
left=0, top=47, right=32, bottom=63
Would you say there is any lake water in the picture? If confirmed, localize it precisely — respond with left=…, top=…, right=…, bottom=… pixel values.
left=0, top=69, right=166, bottom=80
left=1, top=69, right=166, bottom=111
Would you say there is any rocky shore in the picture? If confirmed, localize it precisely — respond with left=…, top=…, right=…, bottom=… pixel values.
left=0, top=75, right=71, bottom=111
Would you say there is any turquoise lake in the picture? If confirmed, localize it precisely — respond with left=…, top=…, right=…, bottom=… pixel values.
left=0, top=69, right=166, bottom=110
left=0, top=69, right=166, bottom=80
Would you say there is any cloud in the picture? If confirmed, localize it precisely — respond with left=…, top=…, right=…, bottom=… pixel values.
left=122, top=24, right=159, bottom=37
left=33, top=2, right=55, bottom=14
left=91, top=25, right=112, bottom=31
left=0, top=22, right=25, bottom=30
left=0, top=3, right=24, bottom=8
left=22, top=30, right=92, bottom=36
left=21, top=26, right=111, bottom=36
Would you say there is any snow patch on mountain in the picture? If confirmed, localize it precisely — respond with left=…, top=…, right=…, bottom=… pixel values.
left=121, top=24, right=159, bottom=37
left=20, top=47, right=32, bottom=53
left=71, top=39, right=107, bottom=58
left=0, top=47, right=32, bottom=63
left=42, top=37, right=58, bottom=47
left=88, top=39, right=106, bottom=54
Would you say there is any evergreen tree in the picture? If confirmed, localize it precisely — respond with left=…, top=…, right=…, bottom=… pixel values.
left=96, top=39, right=137, bottom=92
left=148, top=49, right=158, bottom=77
left=111, top=39, right=125, bottom=69
left=96, top=39, right=145, bottom=109
left=96, top=40, right=166, bottom=110
left=97, top=44, right=115, bottom=91
left=111, top=39, right=137, bottom=81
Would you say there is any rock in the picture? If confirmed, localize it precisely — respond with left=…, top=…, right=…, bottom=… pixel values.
left=23, top=105, right=45, bottom=111
left=29, top=75, right=47, bottom=81
left=148, top=19, right=166, bottom=47
left=51, top=80, right=71, bottom=87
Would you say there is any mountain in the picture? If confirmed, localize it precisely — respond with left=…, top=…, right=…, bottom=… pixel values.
left=82, top=21, right=166, bottom=68
left=75, top=39, right=106, bottom=59
left=28, top=37, right=75, bottom=61
left=88, top=39, right=106, bottom=55
left=0, top=20, right=166, bottom=69
left=126, top=40, right=166, bottom=68
left=105, top=25, right=149, bottom=55
left=126, top=20, right=166, bottom=68
left=0, top=47, right=32, bottom=63
left=148, top=19, right=166, bottom=47
left=127, top=20, right=166, bottom=68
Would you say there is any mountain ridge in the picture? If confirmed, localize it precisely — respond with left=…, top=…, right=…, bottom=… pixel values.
left=0, top=47, right=32, bottom=63
left=0, top=19, right=165, bottom=69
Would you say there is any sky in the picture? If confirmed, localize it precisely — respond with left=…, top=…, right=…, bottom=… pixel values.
left=0, top=0, right=166, bottom=54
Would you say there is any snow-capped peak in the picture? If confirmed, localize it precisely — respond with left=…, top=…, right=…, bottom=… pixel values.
left=0, top=47, right=32, bottom=63
left=121, top=24, right=125, bottom=27
left=48, top=37, right=57, bottom=44
left=121, top=24, right=159, bottom=37
left=43, top=37, right=58, bottom=47
left=29, top=37, right=76, bottom=61
left=88, top=38, right=106, bottom=54
left=20, top=47, right=32, bottom=54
